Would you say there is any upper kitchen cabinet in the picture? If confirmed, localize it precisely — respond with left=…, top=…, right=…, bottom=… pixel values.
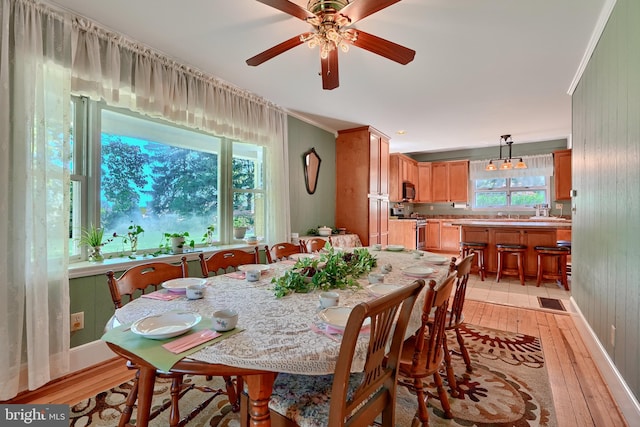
left=389, top=153, right=417, bottom=202
left=416, top=162, right=432, bottom=203
left=336, top=126, right=390, bottom=246
left=554, top=149, right=572, bottom=201
left=431, top=160, right=469, bottom=203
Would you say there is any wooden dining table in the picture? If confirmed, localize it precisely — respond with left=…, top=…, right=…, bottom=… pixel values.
left=103, top=248, right=453, bottom=426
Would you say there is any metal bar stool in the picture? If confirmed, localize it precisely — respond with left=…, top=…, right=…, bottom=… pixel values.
left=460, top=241, right=487, bottom=281
left=535, top=245, right=571, bottom=290
left=496, top=244, right=527, bottom=286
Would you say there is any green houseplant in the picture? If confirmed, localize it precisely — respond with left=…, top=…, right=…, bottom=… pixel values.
left=115, top=223, right=145, bottom=255
left=79, top=225, right=113, bottom=262
left=163, top=232, right=194, bottom=254
left=233, top=217, right=249, bottom=239
left=202, top=225, right=216, bottom=246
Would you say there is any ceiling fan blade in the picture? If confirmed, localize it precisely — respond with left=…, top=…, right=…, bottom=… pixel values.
left=246, top=34, right=306, bottom=66
left=339, top=0, right=402, bottom=24
left=350, top=30, right=415, bottom=64
left=321, top=49, right=340, bottom=90
left=256, top=0, right=316, bottom=21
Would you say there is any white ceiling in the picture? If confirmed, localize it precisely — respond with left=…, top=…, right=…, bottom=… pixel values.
left=48, top=0, right=606, bottom=153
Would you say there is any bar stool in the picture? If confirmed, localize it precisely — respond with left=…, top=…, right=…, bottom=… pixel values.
left=496, top=244, right=527, bottom=286
left=535, top=246, right=571, bottom=290
left=556, top=240, right=572, bottom=278
left=460, top=241, right=487, bottom=281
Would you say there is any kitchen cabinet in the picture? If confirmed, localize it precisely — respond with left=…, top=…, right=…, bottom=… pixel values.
left=336, top=126, right=389, bottom=246
left=440, top=222, right=461, bottom=252
left=426, top=220, right=440, bottom=250
left=431, top=160, right=469, bottom=203
left=554, top=149, right=572, bottom=201
left=389, top=153, right=417, bottom=202
left=416, top=162, right=432, bottom=203
left=388, top=219, right=417, bottom=250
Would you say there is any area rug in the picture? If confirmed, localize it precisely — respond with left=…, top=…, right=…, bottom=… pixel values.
left=69, top=324, right=556, bottom=426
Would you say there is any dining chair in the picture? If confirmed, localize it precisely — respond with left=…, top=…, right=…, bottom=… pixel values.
left=397, top=269, right=458, bottom=426
left=106, top=259, right=190, bottom=427
left=199, top=248, right=259, bottom=277
left=242, top=279, right=426, bottom=427
left=441, top=253, right=475, bottom=396
left=265, top=242, right=303, bottom=263
left=302, top=237, right=329, bottom=253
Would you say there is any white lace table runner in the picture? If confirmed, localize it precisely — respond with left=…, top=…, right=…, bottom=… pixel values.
left=114, top=249, right=451, bottom=375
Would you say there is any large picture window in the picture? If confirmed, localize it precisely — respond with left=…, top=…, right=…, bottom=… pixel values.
left=473, top=176, right=547, bottom=209
left=70, top=98, right=266, bottom=260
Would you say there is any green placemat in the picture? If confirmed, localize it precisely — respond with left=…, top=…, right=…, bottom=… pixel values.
left=102, top=317, right=244, bottom=372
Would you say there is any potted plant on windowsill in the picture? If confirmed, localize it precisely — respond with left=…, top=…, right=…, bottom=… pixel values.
left=202, top=225, right=216, bottom=246
left=164, top=232, right=194, bottom=254
left=233, top=217, right=249, bottom=240
left=79, top=225, right=113, bottom=262
left=115, top=223, right=145, bottom=256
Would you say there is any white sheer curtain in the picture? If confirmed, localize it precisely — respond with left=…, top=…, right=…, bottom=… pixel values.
left=0, top=0, right=72, bottom=399
left=70, top=18, right=290, bottom=242
left=469, top=154, right=554, bottom=180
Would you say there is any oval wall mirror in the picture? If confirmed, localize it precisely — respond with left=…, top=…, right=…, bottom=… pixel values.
left=303, top=147, right=321, bottom=195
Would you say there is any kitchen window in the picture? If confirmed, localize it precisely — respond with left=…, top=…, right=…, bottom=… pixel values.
left=69, top=96, right=265, bottom=260
left=469, top=155, right=553, bottom=210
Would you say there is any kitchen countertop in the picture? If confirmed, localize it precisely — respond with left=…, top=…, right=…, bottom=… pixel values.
left=450, top=219, right=571, bottom=229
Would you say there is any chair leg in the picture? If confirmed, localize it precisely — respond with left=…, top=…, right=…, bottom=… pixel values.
left=478, top=250, right=486, bottom=281
left=412, top=378, right=430, bottom=427
left=560, top=254, right=569, bottom=290
left=496, top=252, right=503, bottom=282
left=517, top=253, right=525, bottom=286
left=455, top=327, right=473, bottom=373
left=169, top=375, right=183, bottom=427
left=224, top=375, right=241, bottom=413
left=433, top=371, right=453, bottom=419
left=442, top=337, right=459, bottom=397
left=536, top=253, right=543, bottom=287
left=119, top=370, right=139, bottom=427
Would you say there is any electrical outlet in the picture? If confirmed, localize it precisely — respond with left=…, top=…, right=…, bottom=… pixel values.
left=555, top=203, right=563, bottom=210
left=71, top=312, right=84, bottom=332
left=610, top=325, right=616, bottom=347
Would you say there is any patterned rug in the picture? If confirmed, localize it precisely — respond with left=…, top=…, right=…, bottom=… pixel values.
left=69, top=324, right=556, bottom=426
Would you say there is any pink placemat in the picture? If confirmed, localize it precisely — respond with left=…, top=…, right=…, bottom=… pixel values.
left=225, top=271, right=245, bottom=279
left=140, top=291, right=181, bottom=301
left=162, top=330, right=221, bottom=354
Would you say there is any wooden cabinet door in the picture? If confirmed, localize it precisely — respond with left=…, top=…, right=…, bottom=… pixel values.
left=431, top=162, right=449, bottom=202
left=416, top=162, right=432, bottom=202
left=379, top=199, right=389, bottom=246
left=369, top=134, right=381, bottom=195
left=426, top=220, right=441, bottom=249
left=379, top=138, right=389, bottom=196
left=448, top=160, right=469, bottom=202
left=388, top=220, right=415, bottom=249
left=554, top=149, right=571, bottom=201
left=440, top=223, right=461, bottom=252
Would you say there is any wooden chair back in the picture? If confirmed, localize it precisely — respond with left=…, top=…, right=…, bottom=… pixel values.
left=266, top=242, right=302, bottom=263
left=199, top=248, right=259, bottom=277
left=406, top=270, right=457, bottom=376
left=106, top=258, right=188, bottom=309
left=328, top=279, right=425, bottom=426
left=302, top=237, right=329, bottom=253
left=448, top=253, right=475, bottom=328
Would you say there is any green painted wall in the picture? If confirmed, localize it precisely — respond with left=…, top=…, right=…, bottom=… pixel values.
left=571, top=0, right=640, bottom=400
left=287, top=116, right=336, bottom=235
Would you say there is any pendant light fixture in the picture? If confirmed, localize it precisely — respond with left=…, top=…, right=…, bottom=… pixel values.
left=485, top=134, right=527, bottom=171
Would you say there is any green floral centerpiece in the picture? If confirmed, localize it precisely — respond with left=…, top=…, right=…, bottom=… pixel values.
left=272, top=246, right=377, bottom=298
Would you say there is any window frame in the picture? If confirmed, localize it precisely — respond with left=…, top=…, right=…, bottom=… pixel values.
left=472, top=175, right=550, bottom=210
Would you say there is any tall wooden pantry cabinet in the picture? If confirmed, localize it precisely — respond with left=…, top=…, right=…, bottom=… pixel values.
left=336, top=126, right=390, bottom=246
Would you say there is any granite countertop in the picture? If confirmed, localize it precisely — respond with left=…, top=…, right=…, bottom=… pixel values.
left=450, top=219, right=571, bottom=228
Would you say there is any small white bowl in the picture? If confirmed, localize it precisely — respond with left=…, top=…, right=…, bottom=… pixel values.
left=318, top=227, right=332, bottom=237
left=212, top=309, right=238, bottom=332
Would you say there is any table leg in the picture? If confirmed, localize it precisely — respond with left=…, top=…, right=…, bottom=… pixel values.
left=244, top=373, right=277, bottom=427
left=133, top=366, right=156, bottom=427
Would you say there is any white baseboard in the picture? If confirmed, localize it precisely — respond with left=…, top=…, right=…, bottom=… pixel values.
left=69, top=340, right=117, bottom=372
left=568, top=296, right=640, bottom=424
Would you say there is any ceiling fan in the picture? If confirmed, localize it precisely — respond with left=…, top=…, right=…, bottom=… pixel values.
left=246, top=0, right=416, bottom=90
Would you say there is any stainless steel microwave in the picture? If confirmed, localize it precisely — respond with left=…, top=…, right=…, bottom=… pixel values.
left=402, top=182, right=415, bottom=200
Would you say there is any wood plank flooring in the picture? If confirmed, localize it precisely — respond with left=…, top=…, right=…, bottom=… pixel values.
left=3, top=301, right=629, bottom=426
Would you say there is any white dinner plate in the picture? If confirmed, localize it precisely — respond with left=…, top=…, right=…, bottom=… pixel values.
left=130, top=311, right=202, bottom=340
left=402, top=265, right=436, bottom=278
left=385, top=245, right=405, bottom=252
left=367, top=283, right=403, bottom=296
left=288, top=253, right=318, bottom=261
left=318, top=307, right=372, bottom=331
left=237, top=264, right=270, bottom=272
left=162, top=277, right=207, bottom=293
left=425, top=255, right=449, bottom=265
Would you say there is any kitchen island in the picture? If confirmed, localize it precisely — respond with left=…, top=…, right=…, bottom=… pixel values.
left=451, top=219, right=572, bottom=278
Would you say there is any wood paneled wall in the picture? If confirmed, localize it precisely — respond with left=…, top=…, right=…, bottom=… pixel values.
left=572, top=0, right=640, bottom=401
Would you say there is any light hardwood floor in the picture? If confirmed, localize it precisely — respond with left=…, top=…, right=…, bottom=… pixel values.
left=3, top=297, right=629, bottom=426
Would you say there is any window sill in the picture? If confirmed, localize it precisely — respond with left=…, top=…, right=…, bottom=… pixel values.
left=68, top=243, right=265, bottom=279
